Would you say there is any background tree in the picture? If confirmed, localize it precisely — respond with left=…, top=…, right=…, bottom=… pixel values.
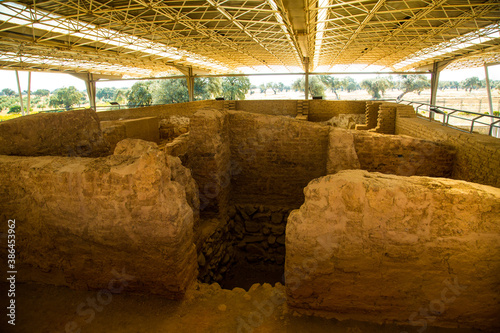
left=342, top=77, right=358, bottom=92
left=361, top=77, right=390, bottom=99
left=114, top=89, right=128, bottom=105
left=151, top=79, right=187, bottom=104
left=291, top=77, right=325, bottom=97
left=396, top=74, right=430, bottom=100
left=49, top=86, right=84, bottom=110
left=266, top=82, right=277, bottom=94
left=461, top=76, right=482, bottom=92
left=319, top=75, right=342, bottom=99
left=2, top=88, right=15, bottom=96
left=259, top=83, right=267, bottom=94
left=276, top=82, right=285, bottom=93
left=127, top=81, right=153, bottom=106
left=206, top=77, right=222, bottom=99
left=8, top=105, right=21, bottom=114
left=222, top=76, right=251, bottom=100
left=33, top=89, right=50, bottom=97
left=96, top=87, right=117, bottom=101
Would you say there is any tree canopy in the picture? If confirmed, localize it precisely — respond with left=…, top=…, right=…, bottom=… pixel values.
left=2, top=88, right=16, bottom=96
left=461, top=76, right=482, bottom=92
left=361, top=78, right=390, bottom=99
left=292, top=77, right=325, bottom=97
left=396, top=75, right=430, bottom=101
left=221, top=76, right=251, bottom=100
left=127, top=82, right=153, bottom=106
left=49, top=86, right=84, bottom=110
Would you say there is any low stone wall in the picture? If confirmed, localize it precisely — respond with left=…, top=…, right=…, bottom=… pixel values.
left=396, top=116, right=500, bottom=188
left=0, top=109, right=109, bottom=157
left=0, top=139, right=198, bottom=299
left=231, top=204, right=291, bottom=265
left=196, top=218, right=236, bottom=284
left=352, top=131, right=455, bottom=177
left=285, top=170, right=500, bottom=331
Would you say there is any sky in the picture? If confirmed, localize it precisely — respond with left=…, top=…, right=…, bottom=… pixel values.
left=1, top=65, right=499, bottom=93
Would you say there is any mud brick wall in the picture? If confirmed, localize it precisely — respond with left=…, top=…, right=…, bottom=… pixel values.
left=308, top=100, right=366, bottom=122
left=355, top=101, right=381, bottom=130
left=286, top=170, right=500, bottom=331
left=352, top=131, right=455, bottom=177
left=0, top=139, right=197, bottom=299
left=234, top=100, right=297, bottom=117
left=0, top=109, right=109, bottom=157
left=101, top=117, right=160, bottom=152
left=373, top=103, right=397, bottom=134
left=188, top=109, right=231, bottom=218
left=97, top=100, right=224, bottom=121
left=396, top=116, right=500, bottom=188
left=228, top=111, right=329, bottom=207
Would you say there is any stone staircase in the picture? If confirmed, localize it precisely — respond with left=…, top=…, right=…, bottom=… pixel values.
left=296, top=100, right=309, bottom=120
left=224, top=100, right=236, bottom=111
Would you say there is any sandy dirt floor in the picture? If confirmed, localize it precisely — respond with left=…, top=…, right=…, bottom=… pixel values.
left=0, top=281, right=485, bottom=333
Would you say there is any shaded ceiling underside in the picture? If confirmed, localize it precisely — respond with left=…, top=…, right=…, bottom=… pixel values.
left=0, top=0, right=499, bottom=78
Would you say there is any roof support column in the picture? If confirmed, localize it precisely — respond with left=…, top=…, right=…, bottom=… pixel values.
left=84, top=73, right=97, bottom=110
left=26, top=71, right=31, bottom=115
left=15, top=70, right=24, bottom=116
left=430, top=61, right=440, bottom=107
left=484, top=63, right=494, bottom=116
left=187, top=67, right=194, bottom=102
left=72, top=73, right=123, bottom=110
left=484, top=63, right=497, bottom=137
left=304, top=57, right=310, bottom=100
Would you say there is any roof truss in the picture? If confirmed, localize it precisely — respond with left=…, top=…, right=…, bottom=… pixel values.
left=0, top=0, right=498, bottom=77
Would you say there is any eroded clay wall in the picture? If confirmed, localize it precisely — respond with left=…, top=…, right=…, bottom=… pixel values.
left=97, top=100, right=224, bottom=121
left=228, top=111, right=329, bottom=206
left=0, top=109, right=109, bottom=157
left=187, top=109, right=231, bottom=217
left=286, top=170, right=500, bottom=331
left=396, top=116, right=500, bottom=188
left=0, top=139, right=198, bottom=299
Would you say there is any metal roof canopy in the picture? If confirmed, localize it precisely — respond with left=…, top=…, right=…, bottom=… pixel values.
left=0, top=0, right=499, bottom=79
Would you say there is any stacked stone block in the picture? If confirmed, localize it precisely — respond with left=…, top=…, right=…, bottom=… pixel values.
left=197, top=219, right=237, bottom=284
left=231, top=204, right=292, bottom=265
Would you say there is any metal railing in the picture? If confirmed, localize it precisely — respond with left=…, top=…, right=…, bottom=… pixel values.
left=399, top=100, right=500, bottom=138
